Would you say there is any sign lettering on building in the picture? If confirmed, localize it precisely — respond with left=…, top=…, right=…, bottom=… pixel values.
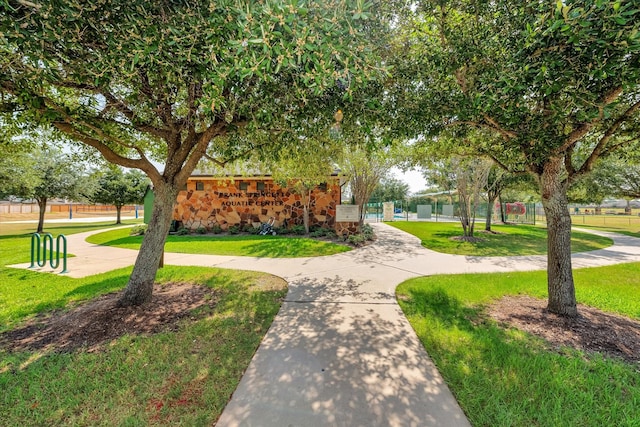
left=215, top=191, right=285, bottom=207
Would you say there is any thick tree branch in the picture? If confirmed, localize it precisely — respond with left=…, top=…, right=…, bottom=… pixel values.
left=175, top=122, right=227, bottom=185
left=600, top=136, right=640, bottom=158
left=557, top=85, right=624, bottom=154
left=182, top=82, right=203, bottom=130
left=564, top=145, right=576, bottom=177
left=42, top=98, right=152, bottom=163
left=52, top=122, right=162, bottom=183
left=57, top=81, right=100, bottom=92
left=482, top=114, right=517, bottom=139
left=102, top=91, right=170, bottom=140
left=577, top=98, right=640, bottom=176
left=448, top=117, right=517, bottom=141
left=479, top=149, right=528, bottom=176
left=203, top=153, right=227, bottom=167
left=137, top=68, right=178, bottom=136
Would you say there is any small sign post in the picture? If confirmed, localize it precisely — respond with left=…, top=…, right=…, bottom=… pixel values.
left=336, top=205, right=360, bottom=222
left=383, top=202, right=395, bottom=221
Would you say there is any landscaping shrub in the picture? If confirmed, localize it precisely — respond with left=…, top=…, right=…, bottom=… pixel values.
left=362, top=224, right=375, bottom=241
left=211, top=224, right=223, bottom=234
left=228, top=225, right=240, bottom=235
left=290, top=225, right=306, bottom=235
left=176, top=227, right=190, bottom=236
left=195, top=226, right=207, bottom=234
left=347, top=234, right=366, bottom=246
left=309, top=229, right=325, bottom=238
left=129, top=224, right=147, bottom=236
left=324, top=230, right=337, bottom=239
left=241, top=224, right=258, bottom=234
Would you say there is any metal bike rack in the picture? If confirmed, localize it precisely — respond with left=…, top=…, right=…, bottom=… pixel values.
left=30, top=233, right=68, bottom=273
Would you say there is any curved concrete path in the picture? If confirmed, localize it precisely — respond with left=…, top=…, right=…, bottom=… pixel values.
left=10, top=223, right=640, bottom=426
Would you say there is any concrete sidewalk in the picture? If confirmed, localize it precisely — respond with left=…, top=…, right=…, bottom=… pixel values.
left=9, top=223, right=640, bottom=426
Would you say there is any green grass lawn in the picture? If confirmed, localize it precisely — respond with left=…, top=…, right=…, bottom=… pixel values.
left=87, top=227, right=351, bottom=257
left=0, top=220, right=144, bottom=269
left=0, top=219, right=143, bottom=237
left=535, top=214, right=640, bottom=238
left=397, top=265, right=640, bottom=427
left=388, top=221, right=613, bottom=255
left=568, top=214, right=640, bottom=238
left=0, top=222, right=287, bottom=424
left=572, top=223, right=640, bottom=239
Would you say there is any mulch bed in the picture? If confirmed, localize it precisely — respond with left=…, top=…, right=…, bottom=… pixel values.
left=0, top=283, right=218, bottom=354
left=488, top=295, right=640, bottom=363
left=3, top=287, right=638, bottom=365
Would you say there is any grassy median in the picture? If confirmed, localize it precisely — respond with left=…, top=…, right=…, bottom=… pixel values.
left=388, top=221, right=612, bottom=255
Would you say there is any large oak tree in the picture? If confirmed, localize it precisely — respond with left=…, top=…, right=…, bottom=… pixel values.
left=393, top=0, right=640, bottom=316
left=0, top=0, right=384, bottom=305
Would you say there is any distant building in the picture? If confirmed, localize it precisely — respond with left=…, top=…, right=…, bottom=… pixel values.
left=172, top=174, right=343, bottom=231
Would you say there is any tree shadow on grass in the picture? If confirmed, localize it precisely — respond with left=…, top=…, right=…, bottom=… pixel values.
left=398, top=287, right=640, bottom=426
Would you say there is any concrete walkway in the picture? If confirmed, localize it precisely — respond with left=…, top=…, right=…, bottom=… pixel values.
left=10, top=223, right=640, bottom=426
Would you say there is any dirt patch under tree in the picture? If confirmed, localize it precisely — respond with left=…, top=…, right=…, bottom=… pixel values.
left=3, top=287, right=638, bottom=365
left=488, top=295, right=640, bottom=364
left=1, top=283, right=220, bottom=354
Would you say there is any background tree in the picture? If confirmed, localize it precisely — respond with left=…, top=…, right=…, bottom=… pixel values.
left=0, top=0, right=385, bottom=306
left=88, top=167, right=149, bottom=224
left=422, top=161, right=457, bottom=204
left=0, top=147, right=38, bottom=200
left=567, top=160, right=616, bottom=212
left=484, top=166, right=507, bottom=231
left=451, top=156, right=491, bottom=238
left=340, top=144, right=391, bottom=226
left=270, top=142, right=337, bottom=235
left=0, top=127, right=50, bottom=199
left=608, top=165, right=640, bottom=215
left=2, top=147, right=84, bottom=232
left=483, top=168, right=531, bottom=231
left=570, top=152, right=640, bottom=214
left=369, top=176, right=410, bottom=204
left=394, top=0, right=640, bottom=317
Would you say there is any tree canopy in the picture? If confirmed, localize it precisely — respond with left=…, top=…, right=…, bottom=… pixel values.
left=0, top=0, right=386, bottom=305
left=392, top=0, right=640, bottom=317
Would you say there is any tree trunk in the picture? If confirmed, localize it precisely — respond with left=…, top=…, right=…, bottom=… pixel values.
left=541, top=157, right=577, bottom=318
left=115, top=204, right=122, bottom=224
left=303, top=189, right=310, bottom=235
left=485, top=196, right=497, bottom=231
left=36, top=197, right=47, bottom=233
left=118, top=183, right=177, bottom=306
left=458, top=194, right=472, bottom=237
